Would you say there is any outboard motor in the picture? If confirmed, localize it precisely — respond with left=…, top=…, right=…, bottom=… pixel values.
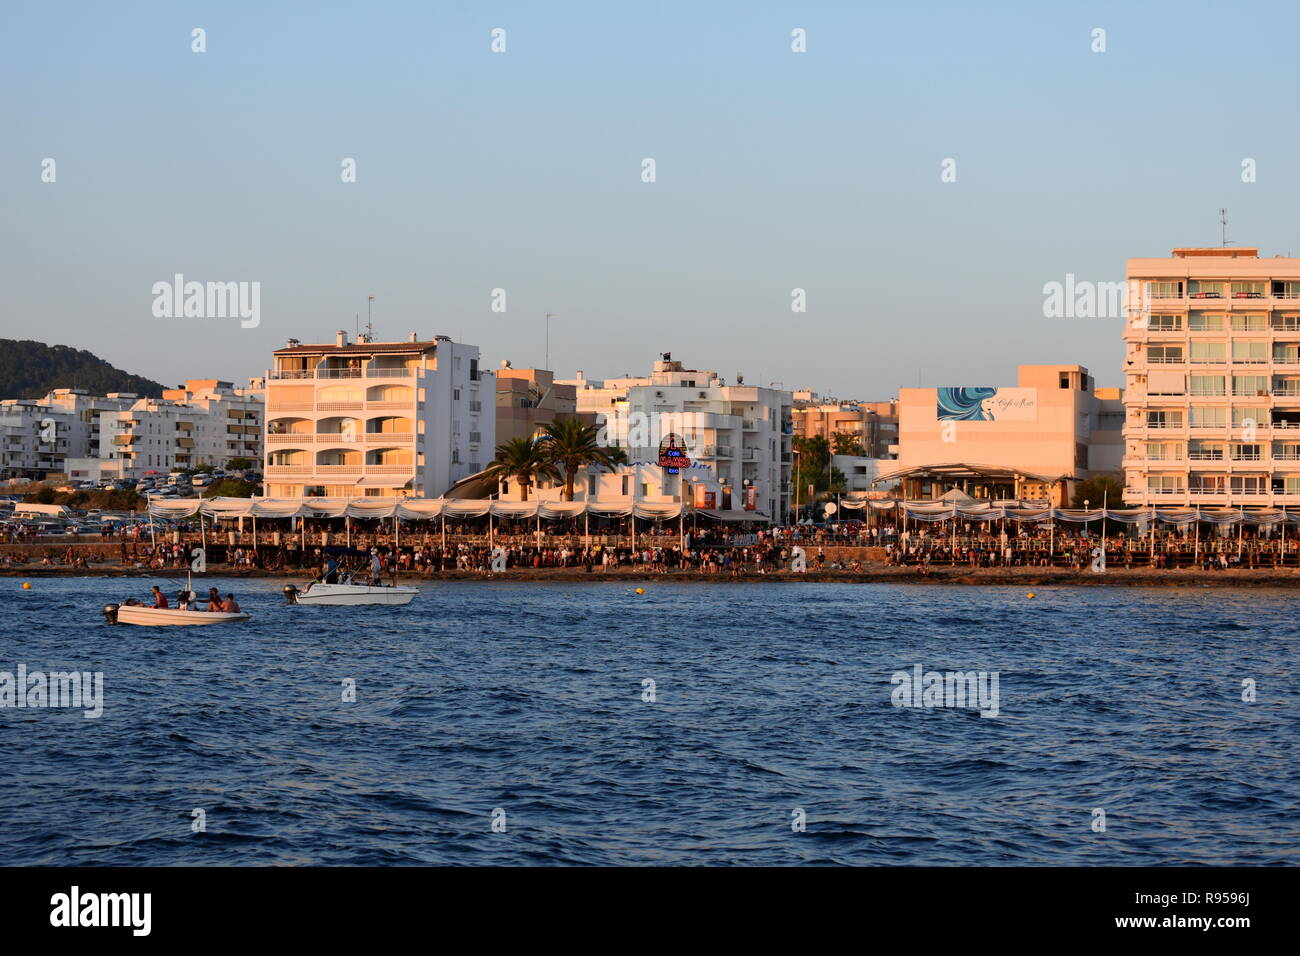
left=103, top=603, right=120, bottom=624
left=283, top=585, right=300, bottom=605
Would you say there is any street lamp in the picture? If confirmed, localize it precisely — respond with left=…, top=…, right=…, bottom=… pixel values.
left=792, top=448, right=801, bottom=525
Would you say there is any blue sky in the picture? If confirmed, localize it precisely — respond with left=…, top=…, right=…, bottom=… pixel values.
left=3, top=1, right=1297, bottom=396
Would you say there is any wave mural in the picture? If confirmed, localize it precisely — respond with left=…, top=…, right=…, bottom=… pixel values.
left=937, top=387, right=1037, bottom=422
left=937, top=387, right=998, bottom=421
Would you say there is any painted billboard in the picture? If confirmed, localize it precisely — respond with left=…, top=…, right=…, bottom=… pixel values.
left=936, top=387, right=1038, bottom=422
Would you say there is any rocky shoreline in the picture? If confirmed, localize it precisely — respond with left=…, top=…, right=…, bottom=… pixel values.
left=4, top=564, right=1300, bottom=587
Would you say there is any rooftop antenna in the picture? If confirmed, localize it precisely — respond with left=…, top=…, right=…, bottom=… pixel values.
left=545, top=313, right=557, bottom=370
left=367, top=295, right=375, bottom=340
left=1220, top=208, right=1232, bottom=247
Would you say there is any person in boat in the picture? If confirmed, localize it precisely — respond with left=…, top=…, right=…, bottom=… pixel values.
left=150, top=585, right=168, bottom=609
left=206, top=587, right=223, bottom=611
left=324, top=556, right=339, bottom=584
left=221, top=593, right=241, bottom=613
left=370, top=548, right=383, bottom=586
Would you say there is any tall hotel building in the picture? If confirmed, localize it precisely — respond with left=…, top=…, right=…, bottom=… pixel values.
left=1124, top=247, right=1300, bottom=506
left=263, top=331, right=492, bottom=498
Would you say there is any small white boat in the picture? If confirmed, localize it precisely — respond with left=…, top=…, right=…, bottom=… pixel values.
left=284, top=580, right=418, bottom=606
left=104, top=567, right=251, bottom=626
left=106, top=604, right=251, bottom=626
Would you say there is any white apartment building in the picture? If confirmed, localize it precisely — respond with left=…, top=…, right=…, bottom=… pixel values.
left=0, top=400, right=75, bottom=479
left=559, top=355, right=793, bottom=519
left=263, top=331, right=492, bottom=498
left=1, top=390, right=142, bottom=480
left=95, top=380, right=264, bottom=476
left=1124, top=246, right=1300, bottom=506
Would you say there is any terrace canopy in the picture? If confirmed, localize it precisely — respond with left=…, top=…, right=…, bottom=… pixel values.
left=870, top=462, right=1071, bottom=502
left=146, top=497, right=694, bottom=521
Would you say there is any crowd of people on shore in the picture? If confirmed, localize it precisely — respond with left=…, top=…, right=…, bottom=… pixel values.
left=3, top=516, right=1297, bottom=574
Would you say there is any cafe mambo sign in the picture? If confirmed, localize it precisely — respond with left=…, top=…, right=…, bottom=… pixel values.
left=658, top=433, right=690, bottom=473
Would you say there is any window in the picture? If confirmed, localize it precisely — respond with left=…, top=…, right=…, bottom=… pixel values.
left=1189, top=407, right=1225, bottom=428
left=1233, top=407, right=1267, bottom=428
left=1146, top=410, right=1183, bottom=428
left=1189, top=312, right=1224, bottom=331
left=469, top=358, right=479, bottom=381
left=1232, top=375, right=1269, bottom=396
left=1146, top=281, right=1182, bottom=299
left=1147, top=475, right=1183, bottom=493
left=1147, top=314, right=1182, bottom=330
left=1059, top=374, right=1069, bottom=389
left=1190, top=341, right=1225, bottom=363
left=1231, top=476, right=1267, bottom=494
left=453, top=388, right=461, bottom=401
left=1232, top=444, right=1262, bottom=461
left=1231, top=314, right=1267, bottom=331
left=1188, top=441, right=1224, bottom=460
left=1231, top=281, right=1266, bottom=298
left=1188, top=474, right=1226, bottom=493
left=1189, top=375, right=1225, bottom=396
left=1232, top=341, right=1268, bottom=363
left=1148, top=345, right=1184, bottom=364
left=1145, top=442, right=1178, bottom=461
left=1188, top=280, right=1223, bottom=298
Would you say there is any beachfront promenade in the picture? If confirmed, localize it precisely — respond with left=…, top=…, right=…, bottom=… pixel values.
left=5, top=521, right=1300, bottom=580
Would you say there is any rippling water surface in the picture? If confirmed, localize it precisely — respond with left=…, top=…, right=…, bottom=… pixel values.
left=0, top=577, right=1296, bottom=865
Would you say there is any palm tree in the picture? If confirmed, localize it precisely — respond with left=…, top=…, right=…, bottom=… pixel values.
left=484, top=436, right=559, bottom=501
left=542, top=418, right=621, bottom=501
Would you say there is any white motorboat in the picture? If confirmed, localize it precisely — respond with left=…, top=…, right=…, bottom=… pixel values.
left=104, top=566, right=251, bottom=626
left=106, top=604, right=251, bottom=626
left=284, top=580, right=418, bottom=606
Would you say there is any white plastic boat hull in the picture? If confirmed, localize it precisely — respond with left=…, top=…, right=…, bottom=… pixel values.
left=291, top=583, right=418, bottom=606
left=113, top=605, right=251, bottom=626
